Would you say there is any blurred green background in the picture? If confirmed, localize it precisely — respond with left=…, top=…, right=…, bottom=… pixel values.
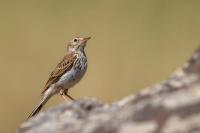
left=0, top=0, right=200, bottom=132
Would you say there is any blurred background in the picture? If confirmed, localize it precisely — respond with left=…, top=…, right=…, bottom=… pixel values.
left=0, top=0, right=200, bottom=132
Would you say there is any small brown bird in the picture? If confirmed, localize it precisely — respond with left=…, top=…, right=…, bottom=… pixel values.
left=28, top=37, right=90, bottom=119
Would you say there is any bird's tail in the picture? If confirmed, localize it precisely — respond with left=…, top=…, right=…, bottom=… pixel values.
left=27, top=95, right=51, bottom=119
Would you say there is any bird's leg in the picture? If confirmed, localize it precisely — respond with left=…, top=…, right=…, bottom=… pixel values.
left=60, top=89, right=76, bottom=101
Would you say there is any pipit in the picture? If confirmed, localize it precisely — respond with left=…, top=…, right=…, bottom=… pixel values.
left=28, top=37, right=90, bottom=119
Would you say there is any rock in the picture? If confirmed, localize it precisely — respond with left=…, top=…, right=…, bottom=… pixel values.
left=17, top=47, right=200, bottom=133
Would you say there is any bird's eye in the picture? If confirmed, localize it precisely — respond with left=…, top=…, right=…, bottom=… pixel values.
left=74, top=39, right=78, bottom=42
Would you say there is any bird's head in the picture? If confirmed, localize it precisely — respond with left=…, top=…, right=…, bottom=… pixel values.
left=67, top=37, right=91, bottom=52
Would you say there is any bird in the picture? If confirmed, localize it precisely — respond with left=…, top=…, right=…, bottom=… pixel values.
left=27, top=36, right=91, bottom=119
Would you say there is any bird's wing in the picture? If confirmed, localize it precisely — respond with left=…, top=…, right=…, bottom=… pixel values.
left=41, top=52, right=77, bottom=95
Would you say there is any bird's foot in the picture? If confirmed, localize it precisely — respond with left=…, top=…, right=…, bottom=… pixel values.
left=60, top=90, right=76, bottom=101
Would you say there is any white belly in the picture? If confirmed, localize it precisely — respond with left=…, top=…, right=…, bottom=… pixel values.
left=44, top=52, right=87, bottom=97
left=56, top=67, right=86, bottom=89
left=43, top=69, right=84, bottom=97
left=54, top=52, right=87, bottom=93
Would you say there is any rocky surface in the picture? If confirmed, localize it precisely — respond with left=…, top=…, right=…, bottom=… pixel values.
left=17, top=47, right=200, bottom=133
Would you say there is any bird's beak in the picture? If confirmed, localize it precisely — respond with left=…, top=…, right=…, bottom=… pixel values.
left=83, top=37, right=91, bottom=43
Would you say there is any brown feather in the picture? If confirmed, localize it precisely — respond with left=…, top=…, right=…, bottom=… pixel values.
left=41, top=52, right=77, bottom=95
